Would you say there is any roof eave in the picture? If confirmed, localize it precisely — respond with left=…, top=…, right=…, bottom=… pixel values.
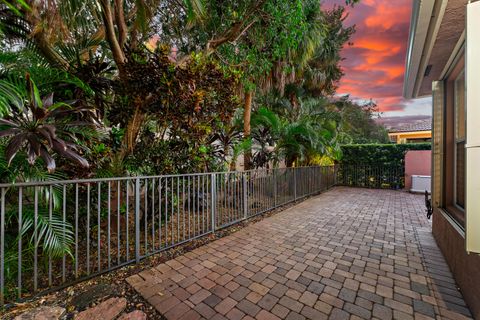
left=403, top=0, right=440, bottom=99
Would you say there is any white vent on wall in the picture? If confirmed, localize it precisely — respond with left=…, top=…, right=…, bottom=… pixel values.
left=411, top=175, right=431, bottom=193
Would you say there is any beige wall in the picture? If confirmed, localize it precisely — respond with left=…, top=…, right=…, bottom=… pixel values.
left=388, top=131, right=432, bottom=144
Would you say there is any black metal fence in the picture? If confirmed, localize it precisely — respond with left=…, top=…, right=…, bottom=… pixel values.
left=0, top=166, right=336, bottom=306
left=336, top=164, right=404, bottom=189
left=0, top=164, right=409, bottom=306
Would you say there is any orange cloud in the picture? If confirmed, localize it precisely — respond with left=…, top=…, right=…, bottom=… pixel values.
left=330, top=0, right=418, bottom=114
left=365, top=3, right=411, bottom=30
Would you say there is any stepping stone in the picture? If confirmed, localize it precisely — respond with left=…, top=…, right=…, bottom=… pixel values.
left=75, top=297, right=127, bottom=320
left=15, top=306, right=65, bottom=320
left=71, top=284, right=113, bottom=310
left=118, top=310, right=147, bottom=320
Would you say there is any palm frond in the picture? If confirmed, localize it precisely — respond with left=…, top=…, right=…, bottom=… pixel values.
left=20, top=207, right=74, bottom=258
left=184, top=0, right=206, bottom=27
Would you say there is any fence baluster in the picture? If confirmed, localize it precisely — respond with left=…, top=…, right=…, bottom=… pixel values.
left=86, top=184, right=90, bottom=275
left=107, top=182, right=111, bottom=269
left=62, top=185, right=66, bottom=282
left=145, top=179, right=148, bottom=254
left=48, top=186, right=53, bottom=286
left=211, top=173, right=216, bottom=232
left=294, top=168, right=297, bottom=201
left=0, top=188, right=5, bottom=305
left=97, top=182, right=102, bottom=272
left=33, top=187, right=38, bottom=292
left=75, top=184, right=79, bottom=278
left=118, top=181, right=121, bottom=263
left=243, top=173, right=248, bottom=220
left=17, top=187, right=22, bottom=299
left=126, top=181, right=130, bottom=262
left=135, top=178, right=141, bottom=263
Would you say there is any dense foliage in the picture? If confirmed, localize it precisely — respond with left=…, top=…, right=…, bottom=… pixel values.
left=332, top=97, right=389, bottom=144
left=340, top=143, right=432, bottom=167
left=0, top=0, right=377, bottom=177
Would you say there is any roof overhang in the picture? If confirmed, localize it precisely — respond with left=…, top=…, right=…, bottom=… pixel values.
left=403, top=0, right=468, bottom=99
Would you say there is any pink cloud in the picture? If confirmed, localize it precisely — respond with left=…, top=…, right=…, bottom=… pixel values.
left=326, top=0, right=425, bottom=114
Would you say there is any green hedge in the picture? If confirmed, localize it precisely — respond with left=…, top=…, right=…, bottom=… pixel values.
left=340, top=143, right=431, bottom=167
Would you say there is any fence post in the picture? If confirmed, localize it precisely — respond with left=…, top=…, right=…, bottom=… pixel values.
left=243, top=173, right=248, bottom=219
left=293, top=168, right=297, bottom=201
left=334, top=165, right=338, bottom=186
left=273, top=170, right=277, bottom=207
left=135, top=178, right=141, bottom=263
left=211, top=173, right=216, bottom=232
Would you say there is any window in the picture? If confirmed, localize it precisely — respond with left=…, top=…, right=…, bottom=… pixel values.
left=454, top=71, right=465, bottom=209
left=443, top=57, right=465, bottom=226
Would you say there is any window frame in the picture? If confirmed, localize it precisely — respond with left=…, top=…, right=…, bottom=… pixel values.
left=444, top=56, right=465, bottom=227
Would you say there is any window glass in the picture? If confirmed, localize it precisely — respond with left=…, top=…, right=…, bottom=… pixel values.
left=454, top=71, right=466, bottom=208
left=455, top=72, right=466, bottom=140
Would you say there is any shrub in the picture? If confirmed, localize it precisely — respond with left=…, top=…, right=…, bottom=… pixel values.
left=339, top=143, right=431, bottom=167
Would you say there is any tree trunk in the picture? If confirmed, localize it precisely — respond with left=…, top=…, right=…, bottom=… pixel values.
left=120, top=101, right=145, bottom=158
left=243, top=90, right=253, bottom=170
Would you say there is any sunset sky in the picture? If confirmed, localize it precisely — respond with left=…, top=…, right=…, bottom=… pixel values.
left=329, top=0, right=432, bottom=120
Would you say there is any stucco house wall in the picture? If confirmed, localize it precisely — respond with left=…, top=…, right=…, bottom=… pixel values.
left=404, top=150, right=432, bottom=190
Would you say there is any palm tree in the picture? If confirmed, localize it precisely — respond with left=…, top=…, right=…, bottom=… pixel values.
left=251, top=96, right=340, bottom=169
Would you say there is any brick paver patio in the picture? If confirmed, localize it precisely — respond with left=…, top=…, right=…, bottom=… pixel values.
left=127, top=187, right=473, bottom=320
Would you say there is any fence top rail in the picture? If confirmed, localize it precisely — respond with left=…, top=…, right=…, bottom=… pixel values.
left=339, top=164, right=404, bottom=168
left=0, top=165, right=335, bottom=188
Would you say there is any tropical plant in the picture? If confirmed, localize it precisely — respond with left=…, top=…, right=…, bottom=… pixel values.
left=250, top=99, right=341, bottom=168
left=0, top=140, right=74, bottom=298
left=209, top=124, right=243, bottom=170
left=0, top=75, right=94, bottom=172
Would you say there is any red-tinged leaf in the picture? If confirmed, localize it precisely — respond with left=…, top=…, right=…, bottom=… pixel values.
left=52, top=138, right=67, bottom=151
left=26, top=144, right=38, bottom=165
left=63, top=132, right=79, bottom=143
left=39, top=147, right=56, bottom=173
left=26, top=134, right=42, bottom=156
left=58, top=147, right=89, bottom=168
left=0, top=119, right=18, bottom=127
left=62, top=140, right=78, bottom=150
left=37, top=127, right=54, bottom=147
left=32, top=105, right=47, bottom=120
left=0, top=128, right=20, bottom=137
left=42, top=93, right=54, bottom=109
left=5, top=133, right=27, bottom=165
left=41, top=125, right=57, bottom=139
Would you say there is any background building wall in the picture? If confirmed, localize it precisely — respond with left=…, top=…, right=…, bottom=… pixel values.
left=404, top=150, right=432, bottom=190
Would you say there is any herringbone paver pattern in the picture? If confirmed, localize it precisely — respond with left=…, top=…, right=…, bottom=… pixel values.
left=127, top=187, right=473, bottom=319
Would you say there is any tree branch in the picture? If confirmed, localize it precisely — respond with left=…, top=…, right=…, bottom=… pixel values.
left=23, top=1, right=69, bottom=69
left=114, top=0, right=128, bottom=48
left=99, top=0, right=126, bottom=75
left=176, top=0, right=266, bottom=66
